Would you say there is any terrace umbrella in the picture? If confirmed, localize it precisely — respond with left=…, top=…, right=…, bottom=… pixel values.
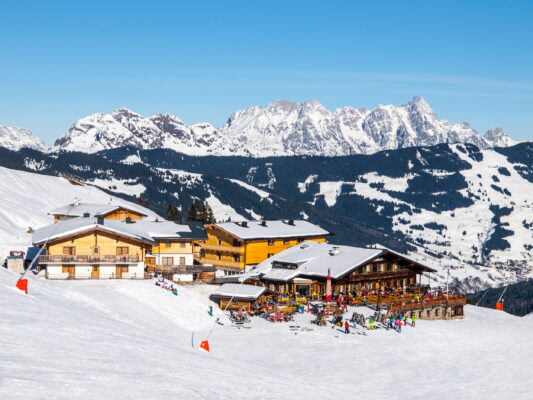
left=326, top=268, right=332, bottom=303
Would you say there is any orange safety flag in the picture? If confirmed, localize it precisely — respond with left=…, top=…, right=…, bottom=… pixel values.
left=15, top=279, right=28, bottom=294
left=200, top=340, right=210, bottom=352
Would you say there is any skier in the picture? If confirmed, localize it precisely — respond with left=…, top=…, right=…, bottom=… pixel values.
left=363, top=296, right=366, bottom=306
left=411, top=315, right=416, bottom=327
left=368, top=316, right=374, bottom=330
left=344, top=321, right=350, bottom=334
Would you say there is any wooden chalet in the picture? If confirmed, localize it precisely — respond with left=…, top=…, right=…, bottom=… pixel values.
left=49, top=202, right=148, bottom=223
left=245, top=241, right=465, bottom=320
left=210, top=283, right=273, bottom=312
left=33, top=213, right=211, bottom=283
left=198, top=219, right=330, bottom=277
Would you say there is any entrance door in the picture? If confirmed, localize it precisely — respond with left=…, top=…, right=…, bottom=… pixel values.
left=92, top=265, right=99, bottom=279
left=62, top=265, right=75, bottom=279
left=296, top=285, right=309, bottom=297
left=115, top=265, right=123, bottom=279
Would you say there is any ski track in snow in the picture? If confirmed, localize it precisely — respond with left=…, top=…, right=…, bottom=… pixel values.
left=1, top=268, right=532, bottom=400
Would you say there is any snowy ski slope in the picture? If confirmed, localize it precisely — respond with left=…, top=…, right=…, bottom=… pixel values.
left=1, top=268, right=531, bottom=400
left=0, top=166, right=158, bottom=263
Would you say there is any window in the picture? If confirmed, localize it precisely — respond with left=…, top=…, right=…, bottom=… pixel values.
left=93, top=247, right=100, bottom=254
left=217, top=252, right=221, bottom=260
left=372, top=264, right=378, bottom=273
left=116, top=247, right=129, bottom=256
left=232, top=239, right=241, bottom=247
left=179, top=257, right=186, bottom=265
left=62, top=265, right=73, bottom=273
left=165, top=241, right=171, bottom=248
left=267, top=253, right=274, bottom=258
left=180, top=241, right=186, bottom=248
left=218, top=239, right=222, bottom=245
left=118, top=265, right=129, bottom=273
left=283, top=239, right=290, bottom=245
left=93, top=265, right=98, bottom=272
left=297, top=237, right=303, bottom=243
left=268, top=239, right=275, bottom=246
left=63, top=246, right=75, bottom=255
left=162, top=257, right=174, bottom=266
left=200, top=250, right=206, bottom=258
left=232, top=298, right=239, bottom=305
left=233, top=254, right=240, bottom=262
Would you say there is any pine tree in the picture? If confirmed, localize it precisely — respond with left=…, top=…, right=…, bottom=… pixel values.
left=205, top=201, right=216, bottom=223
left=200, top=202, right=208, bottom=223
left=166, top=200, right=178, bottom=221
left=186, top=200, right=199, bottom=222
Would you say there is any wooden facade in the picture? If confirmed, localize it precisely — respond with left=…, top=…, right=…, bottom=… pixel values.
left=260, top=251, right=430, bottom=299
left=215, top=292, right=273, bottom=312
left=53, top=207, right=145, bottom=223
left=37, top=227, right=151, bottom=280
left=199, top=224, right=327, bottom=273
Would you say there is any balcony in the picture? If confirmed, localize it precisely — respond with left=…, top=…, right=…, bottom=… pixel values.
left=198, top=257, right=242, bottom=270
left=200, top=243, right=242, bottom=253
left=39, top=255, right=140, bottom=264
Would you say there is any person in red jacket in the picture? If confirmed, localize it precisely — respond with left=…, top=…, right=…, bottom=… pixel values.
left=344, top=320, right=350, bottom=334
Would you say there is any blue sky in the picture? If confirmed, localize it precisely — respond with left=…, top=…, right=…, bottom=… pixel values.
left=1, top=0, right=532, bottom=144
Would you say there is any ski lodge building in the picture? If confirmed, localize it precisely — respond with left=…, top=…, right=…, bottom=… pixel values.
left=198, top=220, right=330, bottom=276
left=33, top=203, right=209, bottom=280
left=242, top=241, right=465, bottom=319
left=210, top=283, right=273, bottom=312
left=49, top=203, right=148, bottom=223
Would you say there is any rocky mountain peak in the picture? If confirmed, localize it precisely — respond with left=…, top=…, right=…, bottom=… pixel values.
left=0, top=124, right=48, bottom=152
left=43, top=97, right=518, bottom=156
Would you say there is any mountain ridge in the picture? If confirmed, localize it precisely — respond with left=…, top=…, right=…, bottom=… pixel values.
left=1, top=97, right=516, bottom=156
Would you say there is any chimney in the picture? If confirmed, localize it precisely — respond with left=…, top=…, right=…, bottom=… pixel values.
left=260, top=220, right=267, bottom=227
left=241, top=221, right=248, bottom=228
left=288, top=219, right=295, bottom=226
left=83, top=212, right=90, bottom=218
left=125, top=217, right=132, bottom=224
left=96, top=215, right=104, bottom=225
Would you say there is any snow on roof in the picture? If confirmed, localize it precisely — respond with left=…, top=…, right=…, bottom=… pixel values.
left=255, top=242, right=382, bottom=281
left=131, top=220, right=207, bottom=240
left=49, top=202, right=149, bottom=218
left=32, top=217, right=207, bottom=245
left=212, top=283, right=267, bottom=300
left=32, top=216, right=155, bottom=245
left=214, top=219, right=330, bottom=240
left=245, top=241, right=437, bottom=283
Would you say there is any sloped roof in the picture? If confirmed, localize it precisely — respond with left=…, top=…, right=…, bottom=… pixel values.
left=211, top=283, right=267, bottom=300
left=213, top=220, right=330, bottom=240
left=49, top=202, right=149, bottom=218
left=33, top=216, right=155, bottom=245
left=244, top=241, right=436, bottom=282
left=32, top=217, right=207, bottom=245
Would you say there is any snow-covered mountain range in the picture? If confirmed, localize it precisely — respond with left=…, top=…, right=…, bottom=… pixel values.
left=46, top=97, right=516, bottom=156
left=0, top=124, right=47, bottom=152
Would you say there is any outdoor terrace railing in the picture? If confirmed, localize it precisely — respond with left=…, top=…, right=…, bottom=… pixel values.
left=45, top=272, right=145, bottom=280
left=387, top=295, right=466, bottom=312
left=199, top=243, right=242, bottom=253
left=39, top=255, right=140, bottom=263
left=197, top=257, right=242, bottom=269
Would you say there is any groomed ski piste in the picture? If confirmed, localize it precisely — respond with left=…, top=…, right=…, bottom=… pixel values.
left=1, top=268, right=531, bottom=400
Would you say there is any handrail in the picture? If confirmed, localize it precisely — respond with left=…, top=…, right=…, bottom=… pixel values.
left=198, top=257, right=242, bottom=269
left=39, top=254, right=140, bottom=263
left=199, top=243, right=242, bottom=253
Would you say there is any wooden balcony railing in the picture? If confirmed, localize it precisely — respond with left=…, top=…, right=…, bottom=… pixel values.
left=197, top=257, right=242, bottom=269
left=39, top=255, right=140, bottom=264
left=200, top=243, right=242, bottom=253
